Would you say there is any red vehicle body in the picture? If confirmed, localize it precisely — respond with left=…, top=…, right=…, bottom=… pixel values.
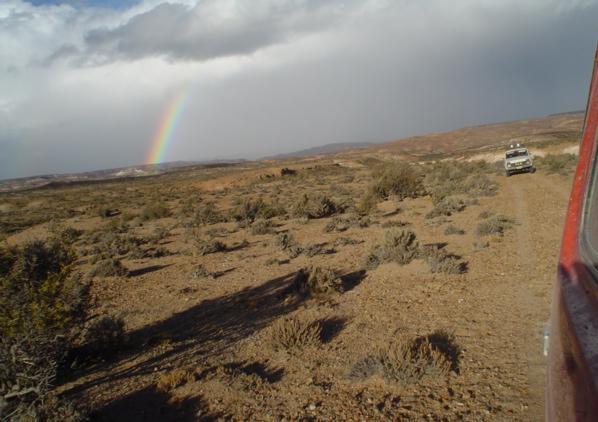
left=547, top=46, right=598, bottom=420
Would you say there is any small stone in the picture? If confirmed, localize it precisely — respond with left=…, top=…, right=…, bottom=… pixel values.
left=308, top=404, right=316, bottom=411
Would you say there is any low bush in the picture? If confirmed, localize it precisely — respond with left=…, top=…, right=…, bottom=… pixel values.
left=476, top=215, right=515, bottom=236
left=291, top=193, right=341, bottom=219
left=88, top=258, right=128, bottom=277
left=421, top=246, right=466, bottom=274
left=366, top=229, right=420, bottom=269
left=230, top=198, right=283, bottom=224
left=350, top=331, right=460, bottom=386
left=188, top=264, right=210, bottom=279
left=269, top=315, right=322, bottom=352
left=195, top=239, right=226, bottom=256
left=250, top=219, right=275, bottom=235
left=156, top=369, right=196, bottom=392
left=324, top=215, right=370, bottom=233
left=272, top=232, right=296, bottom=251
left=83, top=316, right=126, bottom=361
left=292, top=267, right=343, bottom=296
left=536, top=153, right=577, bottom=175
left=425, top=196, right=466, bottom=219
left=444, top=225, right=465, bottom=235
left=140, top=203, right=171, bottom=221
left=369, top=162, right=424, bottom=200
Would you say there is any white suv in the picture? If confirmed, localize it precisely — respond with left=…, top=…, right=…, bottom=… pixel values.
left=504, top=143, right=535, bottom=176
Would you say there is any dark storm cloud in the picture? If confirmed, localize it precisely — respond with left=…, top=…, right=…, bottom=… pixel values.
left=79, top=0, right=358, bottom=62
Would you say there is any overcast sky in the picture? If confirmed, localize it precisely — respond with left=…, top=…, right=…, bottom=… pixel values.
left=0, top=0, right=596, bottom=179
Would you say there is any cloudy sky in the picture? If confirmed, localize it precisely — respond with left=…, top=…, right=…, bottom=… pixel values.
left=0, top=0, right=596, bottom=179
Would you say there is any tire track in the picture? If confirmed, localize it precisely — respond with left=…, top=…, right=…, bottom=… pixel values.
left=503, top=173, right=570, bottom=420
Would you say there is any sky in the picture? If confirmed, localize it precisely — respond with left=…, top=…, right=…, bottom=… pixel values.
left=0, top=0, right=597, bottom=179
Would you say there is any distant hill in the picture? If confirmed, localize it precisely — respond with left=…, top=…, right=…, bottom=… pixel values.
left=0, top=160, right=246, bottom=193
left=264, top=142, right=375, bottom=159
left=363, top=111, right=584, bottom=159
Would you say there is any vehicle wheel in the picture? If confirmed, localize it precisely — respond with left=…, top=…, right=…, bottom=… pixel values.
left=506, top=171, right=511, bottom=177
left=531, top=167, right=536, bottom=173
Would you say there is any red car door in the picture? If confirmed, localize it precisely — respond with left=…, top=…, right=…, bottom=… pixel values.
left=547, top=46, right=598, bottom=421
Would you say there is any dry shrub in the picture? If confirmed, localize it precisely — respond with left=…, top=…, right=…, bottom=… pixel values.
left=421, top=246, right=466, bottom=274
left=536, top=153, right=577, bottom=175
left=369, top=162, right=424, bottom=200
left=478, top=210, right=494, bottom=219
left=83, top=316, right=126, bottom=360
left=424, top=161, right=497, bottom=203
left=140, top=203, right=171, bottom=221
left=230, top=197, right=283, bottom=224
left=350, top=331, right=460, bottom=386
left=334, top=237, right=361, bottom=246
left=188, top=264, right=210, bottom=279
left=356, top=190, right=379, bottom=215
left=188, top=202, right=224, bottom=226
left=291, top=193, right=341, bottom=219
left=324, top=215, right=370, bottom=232
left=269, top=315, right=322, bottom=352
left=426, top=196, right=466, bottom=219
left=381, top=220, right=410, bottom=228
left=476, top=215, right=515, bottom=236
left=366, top=229, right=419, bottom=269
left=302, top=243, right=335, bottom=257
left=195, top=239, right=226, bottom=255
left=156, top=369, right=196, bottom=392
left=87, top=258, right=128, bottom=277
left=292, top=267, right=343, bottom=296
left=444, top=224, right=465, bottom=235
left=250, top=218, right=274, bottom=235
left=272, top=232, right=296, bottom=250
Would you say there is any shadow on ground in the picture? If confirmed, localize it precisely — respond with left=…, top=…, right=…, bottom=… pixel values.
left=64, top=271, right=313, bottom=412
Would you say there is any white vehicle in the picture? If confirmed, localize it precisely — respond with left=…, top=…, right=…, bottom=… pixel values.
left=504, top=143, right=535, bottom=177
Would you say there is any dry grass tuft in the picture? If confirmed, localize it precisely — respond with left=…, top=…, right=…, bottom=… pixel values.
left=292, top=266, right=343, bottom=296
left=269, top=315, right=322, bottom=352
left=350, top=331, right=460, bottom=386
left=366, top=229, right=419, bottom=269
left=156, top=369, right=196, bottom=392
left=88, top=258, right=128, bottom=277
left=421, top=246, right=466, bottom=274
left=476, top=215, right=515, bottom=236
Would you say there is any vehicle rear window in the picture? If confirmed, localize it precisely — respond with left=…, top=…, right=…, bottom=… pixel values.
left=581, top=133, right=598, bottom=264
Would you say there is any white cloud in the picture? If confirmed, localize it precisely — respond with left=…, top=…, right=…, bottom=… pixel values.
left=0, top=0, right=597, bottom=178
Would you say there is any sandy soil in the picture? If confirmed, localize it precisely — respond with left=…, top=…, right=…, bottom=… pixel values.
left=26, top=166, right=571, bottom=421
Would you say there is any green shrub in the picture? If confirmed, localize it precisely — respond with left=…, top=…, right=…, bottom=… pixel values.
left=366, top=229, right=420, bottom=269
left=0, top=240, right=88, bottom=419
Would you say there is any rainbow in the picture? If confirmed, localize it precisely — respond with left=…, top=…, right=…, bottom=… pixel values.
left=145, top=90, right=189, bottom=165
